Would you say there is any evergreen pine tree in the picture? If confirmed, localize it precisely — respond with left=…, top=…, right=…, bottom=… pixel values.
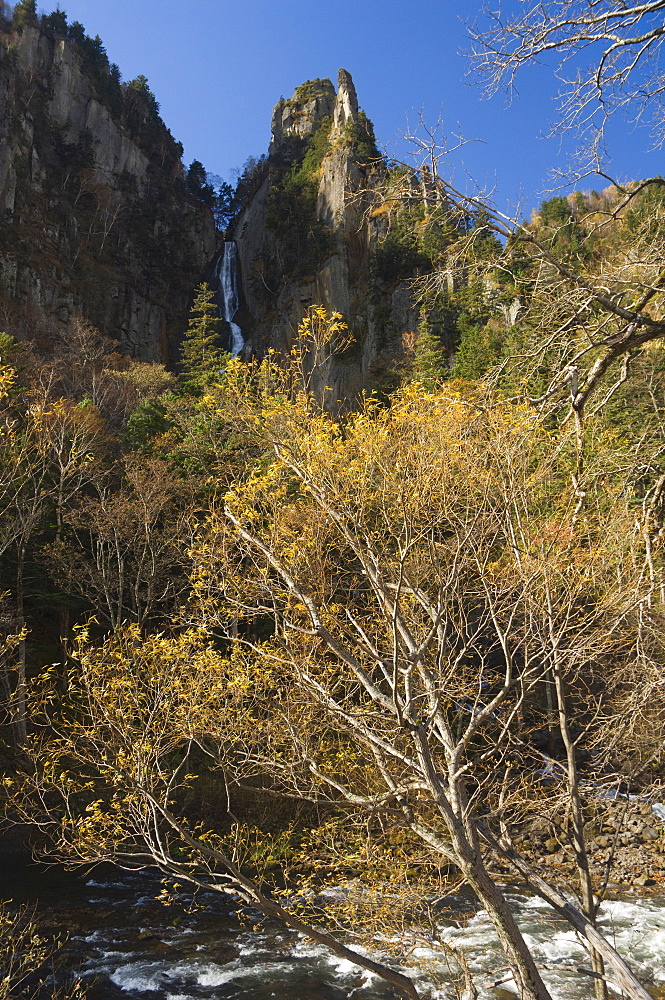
left=67, top=20, right=85, bottom=45
left=127, top=75, right=160, bottom=118
left=13, top=0, right=37, bottom=29
left=411, top=315, right=448, bottom=390
left=42, top=8, right=68, bottom=35
left=186, top=161, right=215, bottom=206
left=450, top=318, right=502, bottom=380
left=180, top=283, right=228, bottom=392
left=213, top=181, right=235, bottom=230
left=80, top=33, right=108, bottom=72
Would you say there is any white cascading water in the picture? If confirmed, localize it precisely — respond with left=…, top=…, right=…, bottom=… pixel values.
left=213, top=241, right=244, bottom=356
left=7, top=853, right=665, bottom=999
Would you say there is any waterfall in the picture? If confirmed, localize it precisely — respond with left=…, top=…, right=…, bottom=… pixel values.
left=212, top=241, right=244, bottom=356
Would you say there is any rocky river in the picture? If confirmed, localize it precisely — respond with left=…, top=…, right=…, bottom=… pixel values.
left=3, top=847, right=665, bottom=1000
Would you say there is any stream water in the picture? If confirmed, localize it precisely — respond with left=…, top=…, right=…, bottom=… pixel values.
left=4, top=853, right=665, bottom=1000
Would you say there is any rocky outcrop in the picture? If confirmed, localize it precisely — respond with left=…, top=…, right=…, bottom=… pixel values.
left=0, top=23, right=216, bottom=361
left=270, top=78, right=336, bottom=152
left=235, top=70, right=419, bottom=409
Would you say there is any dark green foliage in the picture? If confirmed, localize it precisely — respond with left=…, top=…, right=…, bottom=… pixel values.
left=124, top=75, right=160, bottom=141
left=451, top=318, right=503, bottom=380
left=231, top=155, right=268, bottom=218
left=446, top=279, right=503, bottom=379
left=290, top=78, right=333, bottom=103
left=49, top=124, right=95, bottom=174
left=466, top=210, right=504, bottom=259
left=270, top=134, right=307, bottom=172
left=411, top=321, right=448, bottom=390
left=371, top=230, right=430, bottom=286
left=265, top=117, right=336, bottom=283
left=79, top=33, right=109, bottom=75
left=623, top=178, right=665, bottom=233
left=266, top=184, right=334, bottom=281
left=370, top=183, right=462, bottom=291
left=300, top=115, right=333, bottom=175
left=536, top=195, right=586, bottom=260
left=121, top=75, right=181, bottom=165
left=66, top=20, right=85, bottom=45
left=186, top=159, right=207, bottom=194
left=12, top=0, right=37, bottom=29
left=186, top=160, right=215, bottom=206
left=96, top=61, right=123, bottom=117
left=123, top=397, right=172, bottom=452
left=180, top=284, right=229, bottom=392
left=342, top=110, right=380, bottom=164
left=0, top=332, right=19, bottom=362
left=42, top=14, right=119, bottom=116
left=213, top=181, right=234, bottom=230
left=41, top=8, right=68, bottom=35
left=538, top=195, right=571, bottom=227
left=126, top=74, right=159, bottom=114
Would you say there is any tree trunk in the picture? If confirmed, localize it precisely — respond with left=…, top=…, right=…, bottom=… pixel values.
left=552, top=653, right=608, bottom=1000
left=465, top=861, right=553, bottom=1000
left=12, top=543, right=27, bottom=747
left=479, top=825, right=653, bottom=1000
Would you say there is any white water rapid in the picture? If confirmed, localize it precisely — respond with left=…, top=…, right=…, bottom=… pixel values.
left=3, top=858, right=665, bottom=1000
left=213, top=241, right=244, bottom=356
left=75, top=885, right=665, bottom=1000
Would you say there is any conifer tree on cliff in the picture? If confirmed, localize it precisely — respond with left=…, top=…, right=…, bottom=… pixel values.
left=179, top=283, right=228, bottom=392
left=12, top=0, right=37, bottom=29
left=411, top=315, right=448, bottom=390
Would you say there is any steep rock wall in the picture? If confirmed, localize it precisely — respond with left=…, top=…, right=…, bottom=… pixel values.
left=0, top=23, right=216, bottom=360
left=235, top=70, right=418, bottom=408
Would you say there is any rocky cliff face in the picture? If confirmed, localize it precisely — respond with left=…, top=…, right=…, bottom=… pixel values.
left=234, top=70, right=419, bottom=408
left=0, top=23, right=216, bottom=361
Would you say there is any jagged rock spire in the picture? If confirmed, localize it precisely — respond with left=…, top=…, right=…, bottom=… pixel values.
left=334, top=68, right=358, bottom=130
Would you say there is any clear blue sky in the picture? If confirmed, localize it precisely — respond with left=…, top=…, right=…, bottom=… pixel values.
left=38, top=0, right=663, bottom=218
